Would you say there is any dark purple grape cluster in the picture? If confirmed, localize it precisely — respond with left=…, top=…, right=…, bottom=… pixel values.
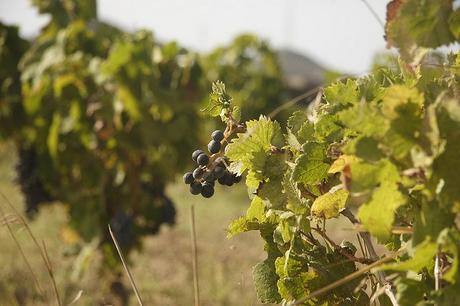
left=183, top=130, right=241, bottom=198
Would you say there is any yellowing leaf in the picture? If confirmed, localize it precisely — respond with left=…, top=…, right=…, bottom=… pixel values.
left=116, top=86, right=141, bottom=121
left=381, top=85, right=424, bottom=119
left=47, top=113, right=61, bottom=159
left=311, top=189, right=349, bottom=219
left=328, top=155, right=359, bottom=174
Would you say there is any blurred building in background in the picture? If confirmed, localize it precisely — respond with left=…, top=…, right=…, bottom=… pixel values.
left=278, top=49, right=325, bottom=96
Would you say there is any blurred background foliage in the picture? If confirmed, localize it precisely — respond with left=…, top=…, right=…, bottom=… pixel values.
left=0, top=0, right=298, bottom=270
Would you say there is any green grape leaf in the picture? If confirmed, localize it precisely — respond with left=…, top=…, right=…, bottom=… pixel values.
left=343, top=136, right=384, bottom=162
left=283, top=169, right=310, bottom=214
left=324, top=79, right=360, bottom=106
left=413, top=202, right=454, bottom=246
left=274, top=255, right=316, bottom=301
left=226, top=116, right=284, bottom=170
left=227, top=217, right=261, bottom=238
left=258, top=175, right=286, bottom=208
left=275, top=255, right=305, bottom=279
left=286, top=128, right=302, bottom=152
left=247, top=196, right=267, bottom=222
left=202, top=81, right=233, bottom=117
left=432, top=99, right=460, bottom=209
left=358, top=182, right=406, bottom=241
left=395, top=278, right=428, bottom=306
left=232, top=105, right=241, bottom=123
left=287, top=110, right=309, bottom=134
left=381, top=238, right=437, bottom=272
left=379, top=85, right=424, bottom=160
left=227, top=196, right=274, bottom=238
left=253, top=259, right=282, bottom=303
left=338, top=102, right=389, bottom=137
left=314, top=114, right=343, bottom=142
left=349, top=159, right=400, bottom=193
left=292, top=142, right=330, bottom=186
left=311, top=188, right=348, bottom=219
left=297, top=121, right=315, bottom=144
left=274, top=218, right=296, bottom=244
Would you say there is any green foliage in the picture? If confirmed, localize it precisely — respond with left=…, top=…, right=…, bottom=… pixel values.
left=15, top=15, right=206, bottom=252
left=198, top=1, right=460, bottom=304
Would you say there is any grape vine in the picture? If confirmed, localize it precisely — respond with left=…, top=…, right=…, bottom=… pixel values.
left=192, top=1, right=460, bottom=305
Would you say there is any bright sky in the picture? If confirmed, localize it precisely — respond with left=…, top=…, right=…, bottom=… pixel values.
left=0, top=0, right=389, bottom=74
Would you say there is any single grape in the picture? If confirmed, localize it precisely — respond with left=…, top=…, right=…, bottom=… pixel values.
left=197, top=153, right=209, bottom=166
left=213, top=166, right=225, bottom=179
left=233, top=174, right=242, bottom=183
left=190, top=182, right=202, bottom=195
left=218, top=172, right=234, bottom=186
left=192, top=149, right=204, bottom=162
left=217, top=175, right=227, bottom=185
left=208, top=140, right=221, bottom=154
left=193, top=167, right=204, bottom=180
left=183, top=172, right=194, bottom=184
left=201, top=183, right=215, bottom=198
left=225, top=174, right=234, bottom=186
left=211, top=130, right=224, bottom=142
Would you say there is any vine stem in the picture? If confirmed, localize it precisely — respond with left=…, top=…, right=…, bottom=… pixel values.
left=360, top=0, right=384, bottom=29
left=190, top=204, right=201, bottom=306
left=435, top=252, right=441, bottom=291
left=268, top=87, right=320, bottom=118
left=108, top=225, right=144, bottom=306
left=267, top=75, right=348, bottom=119
left=341, top=208, right=399, bottom=306
left=310, top=227, right=373, bottom=264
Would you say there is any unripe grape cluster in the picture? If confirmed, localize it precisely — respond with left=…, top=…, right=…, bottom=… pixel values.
left=183, top=130, right=241, bottom=198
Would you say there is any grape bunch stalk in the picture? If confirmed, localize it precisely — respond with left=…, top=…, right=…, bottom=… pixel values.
left=183, top=129, right=241, bottom=198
